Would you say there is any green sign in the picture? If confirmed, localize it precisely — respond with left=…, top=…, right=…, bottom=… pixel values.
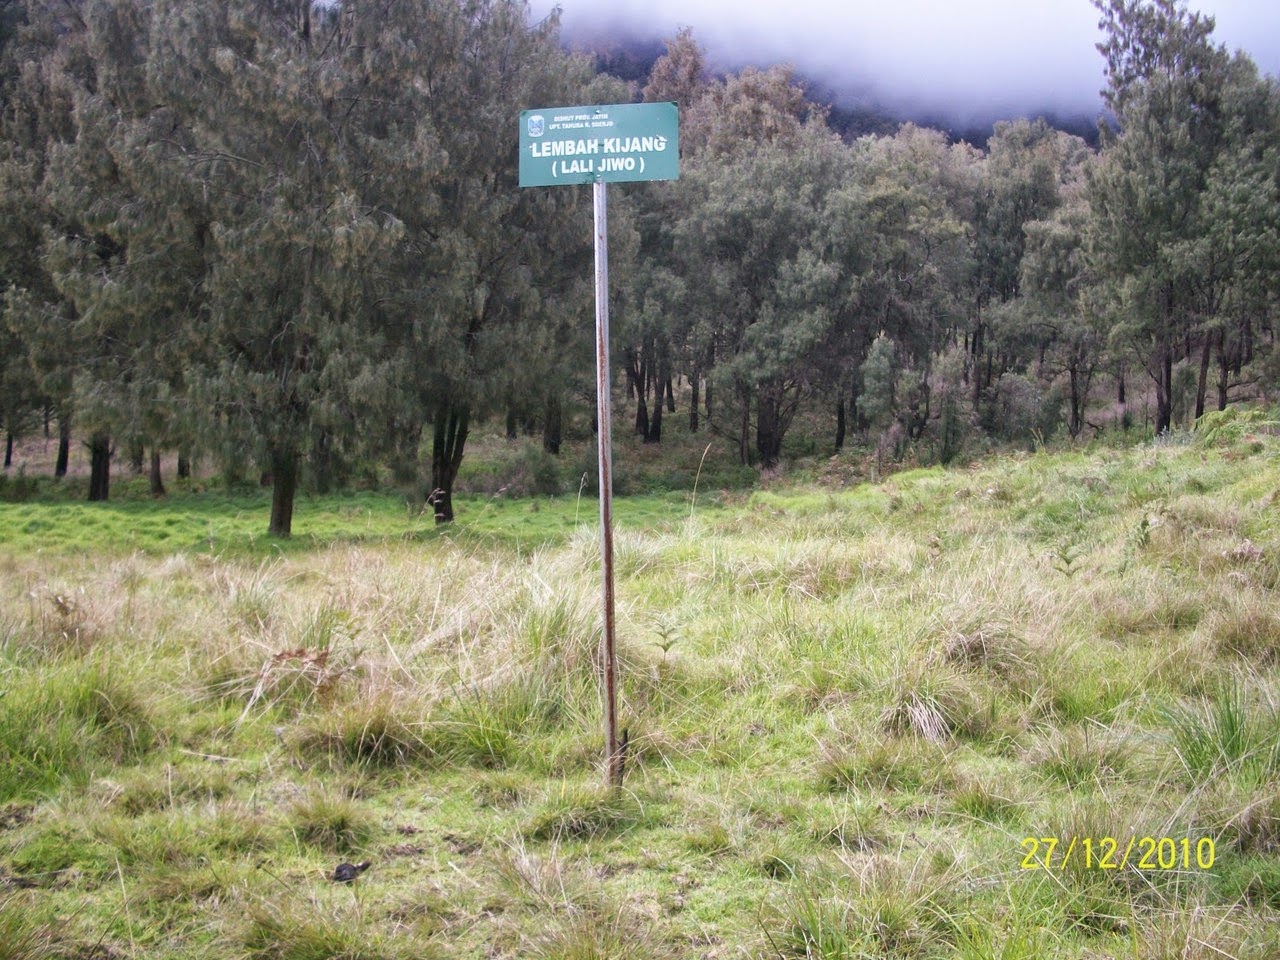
left=519, top=102, right=679, bottom=187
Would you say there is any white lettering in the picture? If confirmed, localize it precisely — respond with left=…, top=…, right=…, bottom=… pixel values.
left=531, top=139, right=601, bottom=158
left=595, top=135, right=669, bottom=156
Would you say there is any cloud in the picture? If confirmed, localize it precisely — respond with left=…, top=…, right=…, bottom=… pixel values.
left=531, top=0, right=1280, bottom=126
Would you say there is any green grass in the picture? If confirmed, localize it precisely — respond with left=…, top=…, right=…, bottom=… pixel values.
left=0, top=487, right=705, bottom=556
left=2, top=434, right=1280, bottom=957
left=0, top=659, right=160, bottom=802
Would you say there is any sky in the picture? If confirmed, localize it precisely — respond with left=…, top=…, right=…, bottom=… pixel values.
left=527, top=0, right=1280, bottom=127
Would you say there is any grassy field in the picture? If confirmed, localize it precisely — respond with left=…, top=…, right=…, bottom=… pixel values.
left=3, top=422, right=1280, bottom=958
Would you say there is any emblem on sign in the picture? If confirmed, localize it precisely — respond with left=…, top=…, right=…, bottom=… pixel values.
left=527, top=114, right=545, bottom=138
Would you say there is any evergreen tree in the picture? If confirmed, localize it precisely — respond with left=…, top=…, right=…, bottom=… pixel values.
left=1193, top=56, right=1280, bottom=412
left=968, top=119, right=1076, bottom=406
left=844, top=125, right=973, bottom=441
left=1021, top=185, right=1104, bottom=437
left=0, top=0, right=89, bottom=483
left=146, top=0, right=417, bottom=533
left=671, top=122, right=849, bottom=467
left=1089, top=0, right=1234, bottom=433
left=370, top=1, right=595, bottom=522
left=616, top=31, right=713, bottom=441
left=36, top=0, right=210, bottom=500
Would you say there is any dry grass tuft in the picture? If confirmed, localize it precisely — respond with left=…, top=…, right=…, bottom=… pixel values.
left=882, top=663, right=993, bottom=744
left=817, top=735, right=949, bottom=794
left=1028, top=724, right=1134, bottom=788
left=1209, top=600, right=1280, bottom=665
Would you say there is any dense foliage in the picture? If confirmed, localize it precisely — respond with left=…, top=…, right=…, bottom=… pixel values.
left=1, top=0, right=1277, bottom=531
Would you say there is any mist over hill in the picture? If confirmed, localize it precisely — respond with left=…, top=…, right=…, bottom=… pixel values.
left=579, top=30, right=1103, bottom=147
left=544, top=0, right=1280, bottom=147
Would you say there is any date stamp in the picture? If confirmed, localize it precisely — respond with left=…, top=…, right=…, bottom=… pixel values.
left=1020, top=836, right=1216, bottom=871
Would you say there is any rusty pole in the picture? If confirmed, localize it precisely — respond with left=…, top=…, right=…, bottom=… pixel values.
left=593, top=178, right=622, bottom=789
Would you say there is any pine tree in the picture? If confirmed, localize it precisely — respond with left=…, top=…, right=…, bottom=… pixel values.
left=35, top=0, right=210, bottom=501
left=0, top=1, right=87, bottom=485
left=368, top=0, right=595, bottom=522
left=1088, top=0, right=1234, bottom=433
left=145, top=0, right=412, bottom=534
left=670, top=121, right=849, bottom=467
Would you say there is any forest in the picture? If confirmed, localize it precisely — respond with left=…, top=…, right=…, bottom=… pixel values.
left=1, top=0, right=1278, bottom=535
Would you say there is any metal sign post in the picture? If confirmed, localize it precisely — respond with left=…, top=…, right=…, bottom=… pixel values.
left=592, top=179, right=621, bottom=788
left=520, top=102, right=678, bottom=789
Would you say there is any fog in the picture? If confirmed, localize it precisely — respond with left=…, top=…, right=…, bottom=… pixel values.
left=528, top=0, right=1280, bottom=127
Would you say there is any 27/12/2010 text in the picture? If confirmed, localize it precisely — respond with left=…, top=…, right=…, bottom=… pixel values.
left=1020, top=836, right=1216, bottom=871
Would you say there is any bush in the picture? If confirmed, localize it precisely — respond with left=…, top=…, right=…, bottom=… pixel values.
left=0, top=662, right=159, bottom=802
left=0, top=469, right=39, bottom=503
left=458, top=441, right=562, bottom=497
left=982, top=372, right=1048, bottom=448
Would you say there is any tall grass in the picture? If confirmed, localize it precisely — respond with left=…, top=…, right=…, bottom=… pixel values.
left=0, top=895, right=65, bottom=960
left=2, top=436, right=1280, bottom=958
left=1165, top=677, right=1280, bottom=784
left=761, top=857, right=964, bottom=958
left=0, top=660, right=159, bottom=801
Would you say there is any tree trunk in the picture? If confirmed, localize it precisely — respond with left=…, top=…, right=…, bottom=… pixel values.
left=940, top=395, right=961, bottom=464
left=177, top=448, right=191, bottom=479
left=689, top=374, right=700, bottom=432
left=1154, top=346, right=1173, bottom=435
left=268, top=445, right=299, bottom=537
left=665, top=376, right=675, bottom=413
left=645, top=357, right=667, bottom=443
left=835, top=396, right=846, bottom=451
left=149, top=448, right=165, bottom=497
left=88, top=432, right=111, bottom=502
left=505, top=401, right=518, bottom=441
left=626, top=349, right=649, bottom=436
left=55, top=414, right=70, bottom=478
left=757, top=391, right=783, bottom=469
left=3, top=430, right=11, bottom=469
left=970, top=319, right=985, bottom=410
left=429, top=404, right=469, bottom=524
left=1067, top=363, right=1082, bottom=438
left=543, top=395, right=562, bottom=455
left=311, top=427, right=334, bottom=494
left=1194, top=332, right=1212, bottom=422
left=129, top=442, right=144, bottom=474
left=645, top=396, right=662, bottom=443
left=738, top=389, right=751, bottom=466
left=1217, top=331, right=1230, bottom=412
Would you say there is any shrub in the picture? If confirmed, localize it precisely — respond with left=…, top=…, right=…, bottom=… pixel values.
left=982, top=372, right=1047, bottom=448
left=1165, top=680, right=1280, bottom=784
left=761, top=859, right=962, bottom=959
left=0, top=661, right=159, bottom=802
left=0, top=468, right=39, bottom=503
left=523, top=783, right=655, bottom=841
left=288, top=791, right=377, bottom=855
left=459, top=441, right=562, bottom=497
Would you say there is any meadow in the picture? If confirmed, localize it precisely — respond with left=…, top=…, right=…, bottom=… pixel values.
left=2, top=419, right=1280, bottom=959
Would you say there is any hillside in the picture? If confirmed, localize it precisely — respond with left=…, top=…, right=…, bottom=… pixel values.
left=2, top=420, right=1280, bottom=958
